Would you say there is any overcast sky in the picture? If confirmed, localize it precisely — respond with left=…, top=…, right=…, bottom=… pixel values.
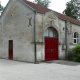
left=0, top=0, right=70, bottom=13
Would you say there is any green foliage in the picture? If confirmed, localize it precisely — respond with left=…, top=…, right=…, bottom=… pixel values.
left=0, top=4, right=3, bottom=11
left=0, top=1, right=3, bottom=11
left=73, top=44, right=80, bottom=62
left=67, top=44, right=80, bottom=62
left=34, top=0, right=51, bottom=7
left=73, top=44, right=80, bottom=54
left=63, top=0, right=80, bottom=19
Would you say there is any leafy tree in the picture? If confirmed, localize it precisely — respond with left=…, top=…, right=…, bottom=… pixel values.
left=0, top=1, right=3, bottom=11
left=63, top=0, right=80, bottom=19
left=34, top=0, right=51, bottom=7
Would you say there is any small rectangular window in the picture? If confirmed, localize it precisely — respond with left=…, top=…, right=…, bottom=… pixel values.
left=9, top=41, right=13, bottom=50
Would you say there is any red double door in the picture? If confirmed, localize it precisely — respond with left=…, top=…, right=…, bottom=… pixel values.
left=45, top=37, right=58, bottom=61
left=9, top=40, right=13, bottom=60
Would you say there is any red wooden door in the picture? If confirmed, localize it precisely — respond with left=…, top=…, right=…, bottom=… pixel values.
left=9, top=40, right=13, bottom=60
left=45, top=37, right=58, bottom=61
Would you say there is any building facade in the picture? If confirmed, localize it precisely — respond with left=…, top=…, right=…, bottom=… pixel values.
left=0, top=0, right=80, bottom=62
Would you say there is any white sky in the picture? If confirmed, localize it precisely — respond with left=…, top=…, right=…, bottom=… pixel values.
left=0, top=0, right=70, bottom=13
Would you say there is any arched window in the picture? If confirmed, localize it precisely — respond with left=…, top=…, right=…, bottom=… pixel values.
left=73, top=32, right=78, bottom=44
left=44, top=27, right=57, bottom=38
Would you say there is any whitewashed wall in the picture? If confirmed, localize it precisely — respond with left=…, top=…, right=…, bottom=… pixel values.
left=0, top=0, right=35, bottom=62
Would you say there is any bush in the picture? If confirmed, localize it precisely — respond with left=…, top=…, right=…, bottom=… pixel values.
left=73, top=44, right=80, bottom=62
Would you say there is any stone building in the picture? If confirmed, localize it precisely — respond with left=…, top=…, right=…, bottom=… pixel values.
left=0, top=0, right=80, bottom=62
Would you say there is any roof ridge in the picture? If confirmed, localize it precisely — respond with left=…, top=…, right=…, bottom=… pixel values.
left=22, top=0, right=51, bottom=12
left=55, top=11, right=80, bottom=22
left=22, top=0, right=80, bottom=25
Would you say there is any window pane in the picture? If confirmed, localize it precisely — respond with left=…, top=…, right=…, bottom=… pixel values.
left=77, top=39, right=78, bottom=44
left=73, top=32, right=78, bottom=44
left=44, top=29, right=48, bottom=37
left=76, top=33, right=78, bottom=38
left=74, top=33, right=76, bottom=38
left=49, top=28, right=53, bottom=37
left=74, top=39, right=76, bottom=43
left=74, top=32, right=78, bottom=38
left=49, top=28, right=57, bottom=38
left=44, top=28, right=57, bottom=38
left=9, top=41, right=13, bottom=50
left=53, top=30, right=57, bottom=38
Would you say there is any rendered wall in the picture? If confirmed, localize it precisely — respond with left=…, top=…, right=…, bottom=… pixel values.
left=1, top=0, right=35, bottom=62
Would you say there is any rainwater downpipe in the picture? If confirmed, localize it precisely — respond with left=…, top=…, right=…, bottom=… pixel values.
left=34, top=11, right=37, bottom=64
left=65, top=20, right=68, bottom=59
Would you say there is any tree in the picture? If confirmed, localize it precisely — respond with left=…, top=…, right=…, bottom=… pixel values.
left=63, top=0, right=80, bottom=19
left=34, top=0, right=51, bottom=7
left=0, top=1, right=3, bottom=12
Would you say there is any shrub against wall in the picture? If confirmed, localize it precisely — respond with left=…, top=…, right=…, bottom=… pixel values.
left=73, top=44, right=80, bottom=62
left=68, top=44, right=80, bottom=62
left=67, top=44, right=80, bottom=62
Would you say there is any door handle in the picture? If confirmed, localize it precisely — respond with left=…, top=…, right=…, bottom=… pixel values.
left=51, top=49, right=53, bottom=51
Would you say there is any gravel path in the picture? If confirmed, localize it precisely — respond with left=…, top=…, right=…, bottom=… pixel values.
left=0, top=59, right=80, bottom=80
